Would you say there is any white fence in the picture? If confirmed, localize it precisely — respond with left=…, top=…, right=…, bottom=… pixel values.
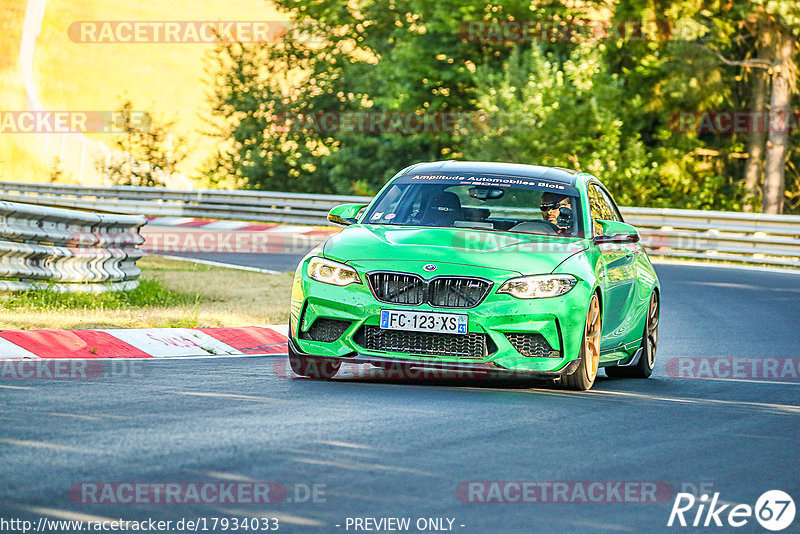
left=0, top=200, right=146, bottom=292
left=0, top=181, right=798, bottom=268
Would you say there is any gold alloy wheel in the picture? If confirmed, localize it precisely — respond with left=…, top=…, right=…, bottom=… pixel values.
left=645, top=292, right=659, bottom=368
left=584, top=293, right=602, bottom=383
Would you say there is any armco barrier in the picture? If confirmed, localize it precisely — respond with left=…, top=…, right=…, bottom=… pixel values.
left=0, top=181, right=798, bottom=268
left=625, top=208, right=800, bottom=267
left=0, top=200, right=146, bottom=292
left=0, top=181, right=367, bottom=226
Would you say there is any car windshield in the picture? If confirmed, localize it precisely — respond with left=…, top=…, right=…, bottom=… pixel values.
left=362, top=172, right=584, bottom=237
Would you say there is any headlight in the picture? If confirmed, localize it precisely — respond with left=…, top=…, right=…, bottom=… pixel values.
left=307, top=257, right=361, bottom=286
left=497, top=275, right=577, bottom=299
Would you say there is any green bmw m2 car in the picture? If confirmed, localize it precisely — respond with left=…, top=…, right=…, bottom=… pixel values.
left=288, top=161, right=660, bottom=390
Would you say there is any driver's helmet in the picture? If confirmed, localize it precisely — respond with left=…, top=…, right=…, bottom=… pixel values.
left=540, top=192, right=573, bottom=231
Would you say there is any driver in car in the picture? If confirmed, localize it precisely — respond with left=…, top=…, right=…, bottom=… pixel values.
left=539, top=192, right=573, bottom=234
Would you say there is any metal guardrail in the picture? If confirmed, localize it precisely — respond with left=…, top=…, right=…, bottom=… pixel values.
left=625, top=208, right=800, bottom=267
left=0, top=181, right=798, bottom=268
left=0, top=200, right=146, bottom=292
left=0, top=181, right=367, bottom=226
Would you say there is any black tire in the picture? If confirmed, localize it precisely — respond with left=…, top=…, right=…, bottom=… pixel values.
left=288, top=344, right=341, bottom=379
left=561, top=292, right=601, bottom=391
left=605, top=291, right=659, bottom=379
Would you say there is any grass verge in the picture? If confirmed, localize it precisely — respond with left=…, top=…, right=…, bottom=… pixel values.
left=0, top=255, right=294, bottom=329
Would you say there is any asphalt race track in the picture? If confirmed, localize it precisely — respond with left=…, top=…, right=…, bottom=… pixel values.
left=142, top=224, right=321, bottom=273
left=1, top=262, right=799, bottom=533
left=164, top=250, right=312, bottom=273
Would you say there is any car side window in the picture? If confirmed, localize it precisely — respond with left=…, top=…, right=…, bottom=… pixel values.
left=587, top=184, right=611, bottom=236
left=597, top=187, right=623, bottom=223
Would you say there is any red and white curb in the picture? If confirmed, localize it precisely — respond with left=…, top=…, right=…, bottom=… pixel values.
left=0, top=326, right=289, bottom=359
left=146, top=217, right=337, bottom=237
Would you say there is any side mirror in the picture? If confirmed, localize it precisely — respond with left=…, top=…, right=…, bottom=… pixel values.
left=592, top=220, right=640, bottom=245
left=327, top=203, right=368, bottom=226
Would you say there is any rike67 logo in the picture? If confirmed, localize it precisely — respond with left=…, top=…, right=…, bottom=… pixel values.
left=668, top=490, right=795, bottom=531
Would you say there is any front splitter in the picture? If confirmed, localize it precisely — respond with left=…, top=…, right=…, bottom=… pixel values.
left=290, top=336, right=577, bottom=379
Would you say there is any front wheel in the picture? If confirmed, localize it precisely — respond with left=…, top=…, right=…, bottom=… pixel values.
left=288, top=345, right=341, bottom=379
left=561, top=292, right=601, bottom=391
left=606, top=291, right=659, bottom=379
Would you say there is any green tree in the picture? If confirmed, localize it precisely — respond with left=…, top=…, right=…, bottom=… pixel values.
left=202, top=0, right=799, bottom=212
left=605, top=0, right=799, bottom=213
left=462, top=43, right=736, bottom=209
left=203, top=0, right=548, bottom=194
left=100, top=100, right=186, bottom=187
left=201, top=40, right=337, bottom=192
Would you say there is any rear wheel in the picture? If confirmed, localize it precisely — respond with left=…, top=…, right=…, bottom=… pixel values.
left=561, top=292, right=601, bottom=391
left=606, top=291, right=659, bottom=379
left=288, top=344, right=341, bottom=379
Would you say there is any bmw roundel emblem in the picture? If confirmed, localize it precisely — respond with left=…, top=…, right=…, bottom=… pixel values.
left=423, top=264, right=437, bottom=272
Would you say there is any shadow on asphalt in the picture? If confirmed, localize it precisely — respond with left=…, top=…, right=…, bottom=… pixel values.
left=292, top=369, right=633, bottom=391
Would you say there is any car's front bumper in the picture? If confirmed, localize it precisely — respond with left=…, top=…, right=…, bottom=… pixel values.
left=290, top=257, right=595, bottom=374
left=288, top=336, right=582, bottom=379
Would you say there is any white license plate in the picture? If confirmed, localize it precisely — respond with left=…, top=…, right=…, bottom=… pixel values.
left=379, top=309, right=468, bottom=335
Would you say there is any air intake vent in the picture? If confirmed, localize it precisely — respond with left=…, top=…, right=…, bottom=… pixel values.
left=428, top=277, right=492, bottom=308
left=356, top=326, right=488, bottom=359
left=505, top=333, right=560, bottom=358
left=367, top=272, right=492, bottom=309
left=367, top=272, right=425, bottom=305
left=300, top=318, right=351, bottom=342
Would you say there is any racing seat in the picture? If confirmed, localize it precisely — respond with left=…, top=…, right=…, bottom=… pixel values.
left=419, top=192, right=463, bottom=227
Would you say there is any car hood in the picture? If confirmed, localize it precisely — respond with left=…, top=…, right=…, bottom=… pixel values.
left=322, top=225, right=587, bottom=276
